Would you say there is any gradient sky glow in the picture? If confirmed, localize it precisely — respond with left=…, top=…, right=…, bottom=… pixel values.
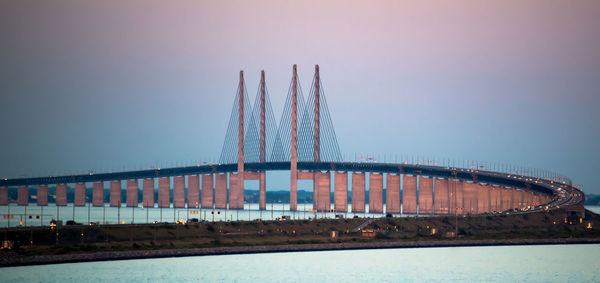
left=1, top=1, right=599, bottom=193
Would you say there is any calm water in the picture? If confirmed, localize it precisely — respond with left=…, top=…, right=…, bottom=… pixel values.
left=0, top=203, right=412, bottom=227
left=3, top=204, right=600, bottom=228
left=2, top=244, right=599, bottom=282
left=587, top=205, right=600, bottom=214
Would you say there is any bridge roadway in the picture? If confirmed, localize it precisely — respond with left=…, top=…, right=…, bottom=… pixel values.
left=0, top=161, right=584, bottom=213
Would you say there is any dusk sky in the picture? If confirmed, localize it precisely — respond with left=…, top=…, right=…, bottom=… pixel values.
left=1, top=1, right=599, bottom=193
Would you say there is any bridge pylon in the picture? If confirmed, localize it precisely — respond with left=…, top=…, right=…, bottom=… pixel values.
left=290, top=64, right=298, bottom=211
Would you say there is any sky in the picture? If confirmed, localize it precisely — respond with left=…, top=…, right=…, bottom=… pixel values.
left=1, top=1, right=599, bottom=193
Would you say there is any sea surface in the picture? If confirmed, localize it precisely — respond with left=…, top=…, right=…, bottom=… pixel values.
left=0, top=206, right=598, bottom=281
left=2, top=244, right=599, bottom=282
left=0, top=203, right=426, bottom=227
left=2, top=204, right=600, bottom=227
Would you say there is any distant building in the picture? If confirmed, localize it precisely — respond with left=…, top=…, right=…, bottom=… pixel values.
left=361, top=229, right=375, bottom=237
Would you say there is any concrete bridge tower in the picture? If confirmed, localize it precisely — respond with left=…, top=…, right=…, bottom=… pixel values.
left=235, top=70, right=245, bottom=209
left=314, top=64, right=320, bottom=162
left=290, top=65, right=298, bottom=211
left=259, top=70, right=267, bottom=210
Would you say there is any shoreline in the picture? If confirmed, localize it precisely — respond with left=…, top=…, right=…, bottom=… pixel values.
left=2, top=237, right=599, bottom=267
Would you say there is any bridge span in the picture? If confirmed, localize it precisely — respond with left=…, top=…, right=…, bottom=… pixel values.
left=0, top=161, right=584, bottom=217
left=0, top=64, right=584, bottom=221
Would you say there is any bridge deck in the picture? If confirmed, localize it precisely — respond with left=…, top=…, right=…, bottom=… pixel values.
left=0, top=161, right=580, bottom=200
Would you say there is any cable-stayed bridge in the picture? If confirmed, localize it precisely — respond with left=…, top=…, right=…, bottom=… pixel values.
left=0, top=65, right=585, bottom=222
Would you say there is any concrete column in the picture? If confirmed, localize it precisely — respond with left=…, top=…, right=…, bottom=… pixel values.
left=0, top=187, right=7, bottom=205
left=451, top=180, right=464, bottom=215
left=17, top=185, right=28, bottom=206
left=173, top=176, right=185, bottom=208
left=74, top=183, right=86, bottom=207
left=498, top=187, right=505, bottom=211
left=502, top=188, right=511, bottom=211
left=527, top=192, right=534, bottom=207
left=477, top=184, right=488, bottom=213
left=463, top=182, right=477, bottom=214
left=508, top=187, right=514, bottom=209
left=143, top=178, right=155, bottom=208
left=201, top=174, right=214, bottom=208
left=229, top=172, right=243, bottom=209
left=259, top=70, right=266, bottom=163
left=510, top=188, right=516, bottom=210
left=434, top=178, right=449, bottom=214
left=258, top=71, right=267, bottom=211
left=215, top=173, right=227, bottom=209
left=314, top=64, right=320, bottom=162
left=237, top=71, right=245, bottom=210
left=110, top=181, right=121, bottom=207
left=92, top=182, right=104, bottom=207
left=498, top=187, right=504, bottom=211
left=316, top=171, right=330, bottom=212
left=126, top=179, right=138, bottom=207
left=290, top=64, right=298, bottom=211
left=259, top=172, right=266, bottom=210
left=369, top=173, right=383, bottom=213
left=386, top=174, right=401, bottom=214
left=334, top=172, right=348, bottom=213
left=402, top=175, right=417, bottom=214
left=56, top=184, right=67, bottom=206
left=37, top=185, right=48, bottom=206
left=158, top=177, right=170, bottom=208
left=188, top=175, right=200, bottom=209
left=351, top=172, right=365, bottom=213
left=491, top=186, right=500, bottom=212
left=418, top=176, right=433, bottom=214
left=488, top=186, right=496, bottom=212
left=313, top=174, right=318, bottom=210
left=515, top=190, right=523, bottom=209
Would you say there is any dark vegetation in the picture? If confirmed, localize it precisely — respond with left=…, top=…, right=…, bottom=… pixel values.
left=2, top=208, right=599, bottom=257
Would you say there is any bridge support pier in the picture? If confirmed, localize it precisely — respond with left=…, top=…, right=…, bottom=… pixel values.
left=92, top=182, right=103, bottom=207
left=74, top=183, right=86, bottom=207
left=477, top=184, right=488, bottom=213
left=402, top=175, right=417, bottom=214
left=369, top=173, right=383, bottom=214
left=0, top=187, right=7, bottom=205
left=143, top=178, right=154, bottom=208
left=386, top=174, right=400, bottom=214
left=214, top=173, right=227, bottom=209
left=173, top=176, right=185, bottom=208
left=419, top=176, right=433, bottom=214
left=127, top=179, right=138, bottom=207
left=351, top=172, right=365, bottom=213
left=17, top=185, right=28, bottom=206
left=463, top=182, right=478, bottom=215
left=110, top=181, right=121, bottom=207
left=158, top=177, right=170, bottom=208
left=316, top=171, right=331, bottom=212
left=334, top=172, right=348, bottom=213
left=201, top=174, right=214, bottom=209
left=56, top=184, right=67, bottom=206
left=188, top=175, right=200, bottom=209
left=259, top=172, right=266, bottom=210
left=37, top=184, right=48, bottom=206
